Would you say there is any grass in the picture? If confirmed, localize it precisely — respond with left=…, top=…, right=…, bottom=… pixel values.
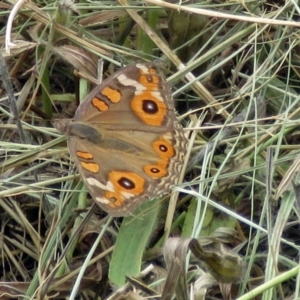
left=1, top=0, right=300, bottom=299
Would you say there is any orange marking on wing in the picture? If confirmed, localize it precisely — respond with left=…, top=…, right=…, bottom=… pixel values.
left=143, top=160, right=168, bottom=178
left=92, top=98, right=109, bottom=111
left=77, top=151, right=93, bottom=159
left=101, top=86, right=121, bottom=103
left=139, top=75, right=160, bottom=90
left=152, top=138, right=174, bottom=159
left=148, top=67, right=158, bottom=75
left=138, top=68, right=160, bottom=91
left=109, top=171, right=145, bottom=195
left=80, top=162, right=100, bottom=173
left=104, top=191, right=123, bottom=207
left=131, top=93, right=167, bottom=126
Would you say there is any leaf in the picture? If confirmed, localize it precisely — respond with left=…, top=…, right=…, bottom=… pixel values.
left=109, top=198, right=160, bottom=287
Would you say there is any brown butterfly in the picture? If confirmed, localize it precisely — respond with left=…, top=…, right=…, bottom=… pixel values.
left=55, top=63, right=187, bottom=216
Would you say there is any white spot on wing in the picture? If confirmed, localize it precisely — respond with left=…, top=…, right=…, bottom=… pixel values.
left=96, top=197, right=110, bottom=204
left=121, top=191, right=135, bottom=199
left=117, top=74, right=145, bottom=90
left=136, top=64, right=149, bottom=73
left=106, top=181, right=116, bottom=192
left=86, top=177, right=112, bottom=191
left=151, top=91, right=164, bottom=102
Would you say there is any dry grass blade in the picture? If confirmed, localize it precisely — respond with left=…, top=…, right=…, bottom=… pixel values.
left=53, top=45, right=98, bottom=79
left=163, top=238, right=189, bottom=300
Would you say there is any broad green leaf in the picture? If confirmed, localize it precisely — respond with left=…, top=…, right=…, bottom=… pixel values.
left=109, top=198, right=160, bottom=286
